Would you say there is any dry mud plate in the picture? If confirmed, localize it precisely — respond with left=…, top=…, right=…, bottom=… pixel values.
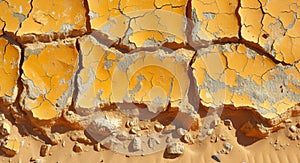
left=0, top=0, right=300, bottom=162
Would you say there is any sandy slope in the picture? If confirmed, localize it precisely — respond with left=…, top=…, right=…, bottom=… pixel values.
left=2, top=117, right=300, bottom=163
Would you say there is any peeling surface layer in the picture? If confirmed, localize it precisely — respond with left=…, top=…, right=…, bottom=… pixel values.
left=76, top=35, right=194, bottom=112
left=21, top=40, right=78, bottom=120
left=192, top=44, right=300, bottom=119
left=16, top=0, right=87, bottom=42
left=0, top=37, right=20, bottom=104
left=192, top=0, right=240, bottom=40
left=239, top=0, right=300, bottom=64
left=87, top=0, right=188, bottom=47
left=0, top=0, right=300, bottom=159
left=0, top=0, right=32, bottom=34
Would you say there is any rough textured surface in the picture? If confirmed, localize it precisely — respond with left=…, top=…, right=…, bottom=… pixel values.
left=192, top=44, right=300, bottom=120
left=239, top=0, right=300, bottom=64
left=17, top=0, right=87, bottom=42
left=0, top=0, right=299, bottom=161
left=87, top=0, right=188, bottom=47
left=192, top=0, right=239, bottom=40
left=0, top=37, right=20, bottom=105
left=76, top=35, right=194, bottom=111
left=21, top=40, right=78, bottom=120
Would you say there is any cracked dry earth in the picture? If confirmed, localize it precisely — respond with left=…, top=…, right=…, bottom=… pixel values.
left=1, top=0, right=300, bottom=162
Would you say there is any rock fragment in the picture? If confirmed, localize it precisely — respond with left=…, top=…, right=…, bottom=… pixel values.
left=289, top=125, right=297, bottom=133
left=182, top=133, right=194, bottom=144
left=210, top=134, right=218, bottom=143
left=284, top=119, right=292, bottom=123
left=30, top=157, right=43, bottom=163
left=224, top=119, right=232, bottom=126
left=154, top=124, right=164, bottom=132
left=130, top=127, right=141, bottom=135
left=296, top=122, right=300, bottom=128
left=177, top=128, right=187, bottom=136
left=163, top=125, right=176, bottom=133
left=212, top=154, right=221, bottom=162
left=73, top=143, right=83, bottom=153
left=40, top=144, right=51, bottom=157
left=94, top=143, right=101, bottom=152
left=166, top=142, right=184, bottom=155
left=0, top=114, right=5, bottom=121
left=131, top=137, right=142, bottom=151
left=1, top=139, right=20, bottom=156
left=223, top=142, right=233, bottom=153
left=147, top=137, right=160, bottom=149
left=240, top=121, right=270, bottom=138
left=0, top=122, right=11, bottom=136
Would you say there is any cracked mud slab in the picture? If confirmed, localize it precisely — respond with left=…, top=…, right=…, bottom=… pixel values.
left=239, top=0, right=300, bottom=64
left=0, top=37, right=20, bottom=104
left=21, top=40, right=78, bottom=120
left=192, top=43, right=300, bottom=121
left=76, top=35, right=194, bottom=112
left=16, top=0, right=87, bottom=43
left=0, top=0, right=32, bottom=34
left=87, top=0, right=188, bottom=47
left=0, top=0, right=300, bottom=161
left=191, top=0, right=239, bottom=40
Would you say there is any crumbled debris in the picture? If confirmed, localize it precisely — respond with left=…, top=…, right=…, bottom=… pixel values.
left=73, top=142, right=83, bottom=153
left=177, top=128, right=188, bottom=136
left=223, top=142, right=233, bottom=153
left=0, top=122, right=11, bottom=136
left=224, top=119, right=232, bottom=126
left=130, top=127, right=140, bottom=134
left=154, top=124, right=164, bottom=132
left=40, top=144, right=51, bottom=157
left=0, top=114, right=5, bottom=121
left=148, top=137, right=160, bottom=149
left=1, top=139, right=20, bottom=156
left=94, top=143, right=101, bottom=152
left=30, top=157, right=43, bottom=163
left=132, top=137, right=142, bottom=151
left=183, top=133, right=194, bottom=144
left=166, top=142, right=184, bottom=155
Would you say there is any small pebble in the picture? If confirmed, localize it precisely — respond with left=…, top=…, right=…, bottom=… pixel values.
left=40, top=144, right=51, bottom=157
left=177, top=128, right=187, bottom=136
left=224, top=119, right=232, bottom=126
left=154, top=124, right=164, bottom=132
left=183, top=133, right=194, bottom=144
left=296, top=122, right=300, bottom=128
left=212, top=154, right=221, bottom=162
left=289, top=125, right=297, bottom=133
left=285, top=119, right=292, bottom=123
left=73, top=143, right=83, bottom=153
left=223, top=142, right=233, bottom=152
left=94, top=143, right=101, bottom=152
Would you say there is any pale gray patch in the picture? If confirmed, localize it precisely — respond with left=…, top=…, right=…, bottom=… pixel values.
left=117, top=55, right=135, bottom=71
left=60, top=24, right=74, bottom=33
left=13, top=13, right=26, bottom=23
left=103, top=23, right=111, bottom=33
left=246, top=48, right=256, bottom=59
left=202, top=12, right=216, bottom=20
left=19, top=6, right=23, bottom=13
left=88, top=11, right=99, bottom=19
left=56, top=80, right=73, bottom=110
